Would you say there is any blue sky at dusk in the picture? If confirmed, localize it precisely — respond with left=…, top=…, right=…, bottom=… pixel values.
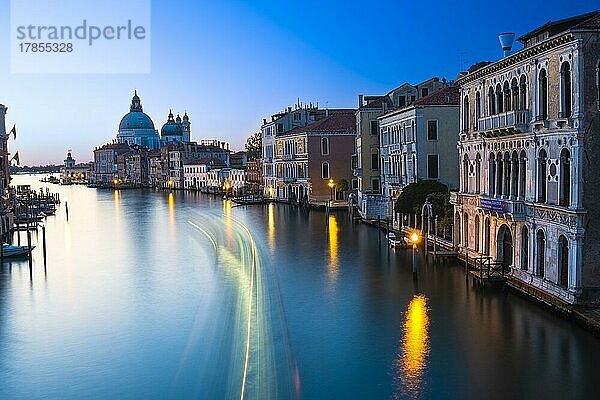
left=0, top=0, right=597, bottom=164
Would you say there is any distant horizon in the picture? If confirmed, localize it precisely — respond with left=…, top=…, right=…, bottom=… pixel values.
left=0, top=1, right=596, bottom=165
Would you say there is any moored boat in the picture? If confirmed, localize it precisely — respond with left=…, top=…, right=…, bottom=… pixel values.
left=387, top=232, right=404, bottom=248
left=232, top=196, right=266, bottom=205
left=2, top=243, right=35, bottom=258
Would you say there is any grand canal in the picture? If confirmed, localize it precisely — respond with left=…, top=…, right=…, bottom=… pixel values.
left=1, top=175, right=599, bottom=399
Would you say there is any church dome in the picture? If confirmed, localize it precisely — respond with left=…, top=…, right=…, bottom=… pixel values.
left=161, top=110, right=183, bottom=137
left=119, top=112, right=155, bottom=131
left=118, top=91, right=155, bottom=131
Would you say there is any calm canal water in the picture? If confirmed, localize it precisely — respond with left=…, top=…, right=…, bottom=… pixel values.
left=1, top=174, right=599, bottom=400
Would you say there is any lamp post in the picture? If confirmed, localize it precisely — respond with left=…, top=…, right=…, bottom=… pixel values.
left=224, top=181, right=231, bottom=199
left=328, top=178, right=334, bottom=208
left=409, top=231, right=420, bottom=274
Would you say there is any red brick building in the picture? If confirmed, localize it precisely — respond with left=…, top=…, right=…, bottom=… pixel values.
left=274, top=109, right=356, bottom=205
left=245, top=159, right=262, bottom=194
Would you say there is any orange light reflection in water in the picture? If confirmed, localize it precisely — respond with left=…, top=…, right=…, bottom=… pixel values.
left=327, top=214, right=339, bottom=281
left=267, top=203, right=275, bottom=251
left=168, top=192, right=175, bottom=230
left=395, top=294, right=430, bottom=399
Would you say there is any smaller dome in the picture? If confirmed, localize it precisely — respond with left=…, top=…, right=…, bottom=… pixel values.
left=161, top=121, right=182, bottom=136
left=183, top=112, right=189, bottom=121
left=161, top=110, right=182, bottom=137
left=176, top=114, right=182, bottom=123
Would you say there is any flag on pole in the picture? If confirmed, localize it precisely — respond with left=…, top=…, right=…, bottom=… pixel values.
left=9, top=125, right=16, bottom=140
left=10, top=151, right=19, bottom=166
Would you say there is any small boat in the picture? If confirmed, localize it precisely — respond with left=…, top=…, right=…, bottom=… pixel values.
left=232, top=196, right=265, bottom=205
left=2, top=243, right=35, bottom=258
left=387, top=232, right=403, bottom=248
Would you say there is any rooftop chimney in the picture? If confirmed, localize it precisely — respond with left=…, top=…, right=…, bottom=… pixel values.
left=498, top=32, right=515, bottom=57
left=358, top=94, right=364, bottom=108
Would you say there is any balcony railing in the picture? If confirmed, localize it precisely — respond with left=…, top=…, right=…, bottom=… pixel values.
left=477, top=109, right=530, bottom=134
left=453, top=193, right=526, bottom=220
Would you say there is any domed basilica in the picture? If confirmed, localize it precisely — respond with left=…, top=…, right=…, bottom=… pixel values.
left=117, top=91, right=191, bottom=149
left=161, top=110, right=190, bottom=143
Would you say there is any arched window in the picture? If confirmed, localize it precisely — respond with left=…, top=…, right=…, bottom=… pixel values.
left=521, top=226, right=529, bottom=271
left=455, top=212, right=461, bottom=247
left=519, top=150, right=527, bottom=199
left=489, top=154, right=496, bottom=196
left=488, top=87, right=495, bottom=115
left=560, top=62, right=572, bottom=118
left=484, top=217, right=491, bottom=255
left=496, top=83, right=504, bottom=113
left=475, top=153, right=482, bottom=193
left=496, top=152, right=504, bottom=197
left=511, top=78, right=519, bottom=111
left=321, top=137, right=329, bottom=155
left=503, top=152, right=511, bottom=197
left=463, top=154, right=470, bottom=193
left=559, top=148, right=571, bottom=207
left=511, top=151, right=519, bottom=198
left=463, top=96, right=470, bottom=132
left=463, top=213, right=469, bottom=248
left=475, top=91, right=482, bottom=125
left=475, top=215, right=480, bottom=252
left=558, top=235, right=569, bottom=288
left=519, top=75, right=528, bottom=110
left=503, top=81, right=511, bottom=112
left=536, top=229, right=546, bottom=277
left=538, top=69, right=548, bottom=120
left=537, top=149, right=547, bottom=203
left=321, top=162, right=329, bottom=179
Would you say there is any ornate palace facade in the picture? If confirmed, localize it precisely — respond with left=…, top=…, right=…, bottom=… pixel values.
left=451, top=11, right=600, bottom=304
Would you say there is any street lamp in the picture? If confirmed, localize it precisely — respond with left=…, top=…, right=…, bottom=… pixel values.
left=328, top=178, right=334, bottom=203
left=224, top=181, right=231, bottom=198
left=409, top=231, right=420, bottom=273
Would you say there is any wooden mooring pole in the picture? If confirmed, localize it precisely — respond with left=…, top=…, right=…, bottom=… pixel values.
left=42, top=225, right=47, bottom=267
left=434, top=216, right=438, bottom=260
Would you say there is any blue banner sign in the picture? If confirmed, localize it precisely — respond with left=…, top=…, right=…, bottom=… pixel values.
left=480, top=198, right=508, bottom=213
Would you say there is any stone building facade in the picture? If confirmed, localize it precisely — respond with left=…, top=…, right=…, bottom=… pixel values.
left=379, top=86, right=460, bottom=220
left=260, top=102, right=326, bottom=198
left=355, top=77, right=449, bottom=219
left=451, top=11, right=600, bottom=304
left=273, top=110, right=356, bottom=205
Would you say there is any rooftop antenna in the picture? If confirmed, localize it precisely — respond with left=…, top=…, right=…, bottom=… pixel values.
left=498, top=32, right=515, bottom=57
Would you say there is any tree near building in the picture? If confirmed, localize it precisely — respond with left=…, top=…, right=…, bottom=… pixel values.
left=245, top=131, right=262, bottom=160
left=394, top=180, right=453, bottom=229
left=335, top=179, right=349, bottom=193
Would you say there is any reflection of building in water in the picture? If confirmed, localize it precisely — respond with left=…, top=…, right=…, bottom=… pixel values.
left=395, top=295, right=430, bottom=399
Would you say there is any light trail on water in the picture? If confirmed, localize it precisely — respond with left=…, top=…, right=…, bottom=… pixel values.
left=187, top=212, right=297, bottom=399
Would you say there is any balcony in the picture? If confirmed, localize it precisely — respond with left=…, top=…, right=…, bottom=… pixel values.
left=477, top=110, right=530, bottom=136
left=453, top=193, right=526, bottom=220
left=479, top=196, right=526, bottom=220
left=282, top=154, right=295, bottom=161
